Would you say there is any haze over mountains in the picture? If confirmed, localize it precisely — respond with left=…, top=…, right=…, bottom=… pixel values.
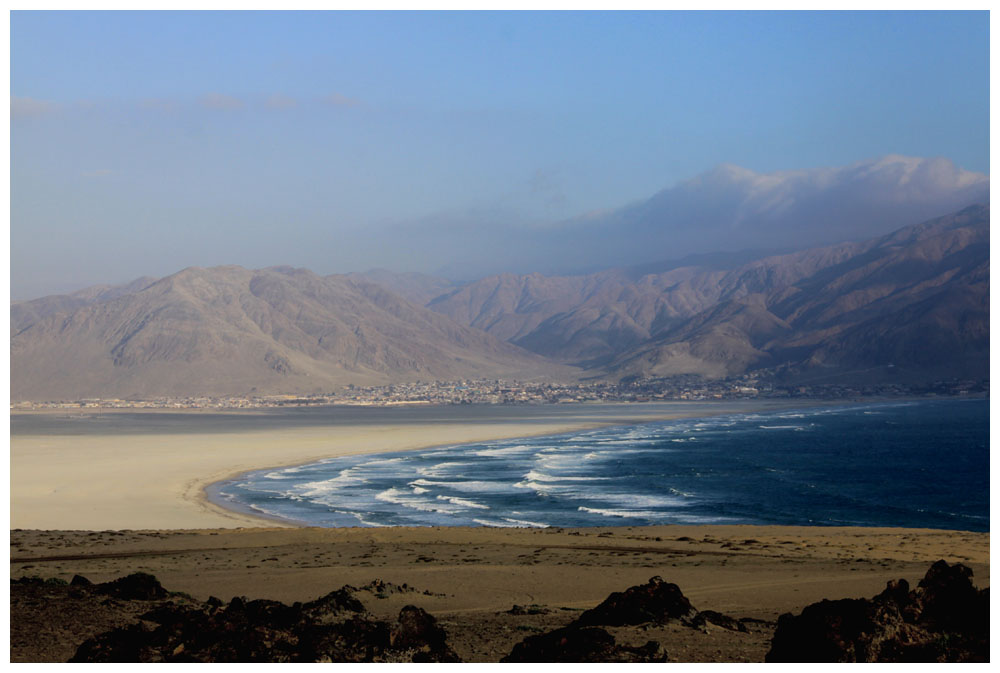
left=11, top=202, right=988, bottom=400
left=10, top=154, right=989, bottom=400
left=429, top=204, right=988, bottom=381
left=411, top=155, right=989, bottom=279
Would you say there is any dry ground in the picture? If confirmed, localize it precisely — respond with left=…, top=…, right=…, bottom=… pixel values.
left=10, top=524, right=989, bottom=662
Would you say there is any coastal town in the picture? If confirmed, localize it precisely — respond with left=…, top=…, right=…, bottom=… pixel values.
left=10, top=374, right=987, bottom=411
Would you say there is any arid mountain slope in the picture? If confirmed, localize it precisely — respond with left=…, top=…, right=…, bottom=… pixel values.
left=425, top=205, right=989, bottom=381
left=603, top=205, right=990, bottom=381
left=11, top=266, right=572, bottom=400
left=11, top=276, right=158, bottom=336
left=345, top=269, right=458, bottom=306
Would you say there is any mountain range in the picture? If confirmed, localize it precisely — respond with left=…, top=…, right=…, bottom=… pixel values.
left=11, top=267, right=571, bottom=399
left=11, top=203, right=988, bottom=400
left=428, top=204, right=989, bottom=383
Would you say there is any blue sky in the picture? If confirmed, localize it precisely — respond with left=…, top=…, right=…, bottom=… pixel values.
left=11, top=10, right=990, bottom=298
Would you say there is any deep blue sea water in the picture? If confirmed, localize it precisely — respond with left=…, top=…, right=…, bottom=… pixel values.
left=211, top=399, right=989, bottom=532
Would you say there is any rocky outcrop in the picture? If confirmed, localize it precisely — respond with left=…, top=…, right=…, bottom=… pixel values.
left=574, top=575, right=700, bottom=627
left=93, top=572, right=169, bottom=601
left=766, top=560, right=988, bottom=662
left=65, top=573, right=459, bottom=663
left=504, top=575, right=747, bottom=662
left=501, top=625, right=668, bottom=663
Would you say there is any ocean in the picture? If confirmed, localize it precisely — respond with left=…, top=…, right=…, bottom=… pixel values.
left=211, top=398, right=989, bottom=532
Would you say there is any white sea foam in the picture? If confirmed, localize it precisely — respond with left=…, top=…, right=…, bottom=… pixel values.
left=473, top=444, right=536, bottom=458
left=361, top=457, right=406, bottom=466
left=758, top=424, right=808, bottom=430
left=338, top=510, right=390, bottom=527
left=375, top=487, right=466, bottom=514
left=472, top=518, right=549, bottom=528
left=436, top=494, right=490, bottom=510
left=409, top=478, right=512, bottom=494
left=535, top=453, right=591, bottom=472
left=577, top=506, right=666, bottom=519
left=512, top=479, right=574, bottom=496
left=296, top=466, right=371, bottom=496
left=593, top=492, right=689, bottom=508
left=416, top=461, right=473, bottom=478
left=523, top=470, right=608, bottom=482
left=503, top=517, right=549, bottom=528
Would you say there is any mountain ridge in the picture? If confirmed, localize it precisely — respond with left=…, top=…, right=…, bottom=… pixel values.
left=11, top=266, right=573, bottom=400
left=11, top=204, right=989, bottom=399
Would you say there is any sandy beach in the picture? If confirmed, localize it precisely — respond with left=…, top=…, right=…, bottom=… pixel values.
left=11, top=400, right=816, bottom=531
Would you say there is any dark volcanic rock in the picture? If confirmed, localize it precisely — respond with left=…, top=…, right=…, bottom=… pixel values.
left=503, top=575, right=751, bottom=662
left=69, top=575, right=461, bottom=663
left=300, top=587, right=366, bottom=623
left=95, top=572, right=169, bottom=601
left=390, top=605, right=461, bottom=662
left=692, top=610, right=750, bottom=633
left=502, top=625, right=668, bottom=663
left=575, top=575, right=699, bottom=627
left=766, top=560, right=988, bottom=663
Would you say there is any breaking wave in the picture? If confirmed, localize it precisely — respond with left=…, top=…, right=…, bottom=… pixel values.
left=213, top=399, right=988, bottom=532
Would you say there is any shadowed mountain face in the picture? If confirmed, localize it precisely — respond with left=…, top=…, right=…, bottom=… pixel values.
left=427, top=205, right=989, bottom=382
left=10, top=266, right=572, bottom=400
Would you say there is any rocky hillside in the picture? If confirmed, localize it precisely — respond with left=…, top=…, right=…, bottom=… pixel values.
left=10, top=266, right=571, bottom=400
left=11, top=206, right=988, bottom=398
left=426, top=205, right=989, bottom=382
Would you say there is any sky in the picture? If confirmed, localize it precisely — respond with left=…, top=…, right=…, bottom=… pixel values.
left=10, top=10, right=991, bottom=299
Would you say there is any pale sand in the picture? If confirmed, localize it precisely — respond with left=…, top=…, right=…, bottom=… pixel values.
left=11, top=421, right=604, bottom=530
left=13, top=402, right=798, bottom=530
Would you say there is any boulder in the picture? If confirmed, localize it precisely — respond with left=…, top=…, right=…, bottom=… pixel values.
left=502, top=625, right=667, bottom=663
left=390, top=606, right=460, bottom=663
left=95, top=573, right=168, bottom=601
left=766, top=560, right=988, bottom=662
left=574, top=575, right=699, bottom=627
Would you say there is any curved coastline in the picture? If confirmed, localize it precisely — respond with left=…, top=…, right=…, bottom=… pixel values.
left=11, top=399, right=864, bottom=531
left=198, top=421, right=613, bottom=529
left=200, top=398, right=867, bottom=530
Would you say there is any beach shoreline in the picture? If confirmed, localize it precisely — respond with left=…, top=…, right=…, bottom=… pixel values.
left=13, top=399, right=842, bottom=531
left=198, top=421, right=616, bottom=529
